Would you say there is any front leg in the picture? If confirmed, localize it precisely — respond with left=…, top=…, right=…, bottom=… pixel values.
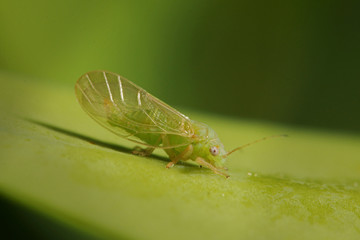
left=195, top=157, right=229, bottom=178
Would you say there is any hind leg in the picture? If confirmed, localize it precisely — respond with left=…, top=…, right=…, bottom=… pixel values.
left=132, top=146, right=155, bottom=157
left=132, top=135, right=162, bottom=157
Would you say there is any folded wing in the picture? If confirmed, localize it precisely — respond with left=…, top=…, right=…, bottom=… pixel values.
left=75, top=70, right=194, bottom=148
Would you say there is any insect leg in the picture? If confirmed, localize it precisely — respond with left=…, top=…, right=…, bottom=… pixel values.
left=217, top=166, right=228, bottom=170
left=166, top=144, right=193, bottom=169
left=161, top=135, right=176, bottom=158
left=132, top=146, right=155, bottom=157
left=195, top=157, right=229, bottom=178
left=132, top=135, right=162, bottom=157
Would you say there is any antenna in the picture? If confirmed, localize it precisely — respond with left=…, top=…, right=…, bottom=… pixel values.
left=222, top=134, right=288, bottom=158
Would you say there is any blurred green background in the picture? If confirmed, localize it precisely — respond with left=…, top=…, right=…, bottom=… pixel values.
left=1, top=1, right=360, bottom=239
left=1, top=0, right=359, bottom=132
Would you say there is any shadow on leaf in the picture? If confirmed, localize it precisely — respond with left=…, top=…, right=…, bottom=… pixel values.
left=25, top=118, right=197, bottom=168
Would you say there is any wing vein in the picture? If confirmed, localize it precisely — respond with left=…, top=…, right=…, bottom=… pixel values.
left=76, top=84, right=95, bottom=107
left=86, top=74, right=101, bottom=96
left=117, top=75, right=125, bottom=103
left=137, top=90, right=142, bottom=106
left=103, top=72, right=114, bottom=102
left=142, top=109, right=167, bottom=132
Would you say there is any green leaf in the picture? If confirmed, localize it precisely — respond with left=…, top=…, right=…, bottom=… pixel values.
left=0, top=72, right=360, bottom=239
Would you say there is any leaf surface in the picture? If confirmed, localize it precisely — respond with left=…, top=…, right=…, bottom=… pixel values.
left=0, top=72, right=360, bottom=240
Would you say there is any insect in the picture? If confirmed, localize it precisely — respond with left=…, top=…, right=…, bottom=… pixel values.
left=75, top=70, right=283, bottom=178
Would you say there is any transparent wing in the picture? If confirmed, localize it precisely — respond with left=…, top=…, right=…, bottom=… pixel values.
left=75, top=70, right=195, bottom=148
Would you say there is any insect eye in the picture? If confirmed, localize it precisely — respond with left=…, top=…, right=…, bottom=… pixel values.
left=209, top=146, right=219, bottom=156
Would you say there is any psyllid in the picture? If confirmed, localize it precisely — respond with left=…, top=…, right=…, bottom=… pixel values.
left=75, top=70, right=285, bottom=178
